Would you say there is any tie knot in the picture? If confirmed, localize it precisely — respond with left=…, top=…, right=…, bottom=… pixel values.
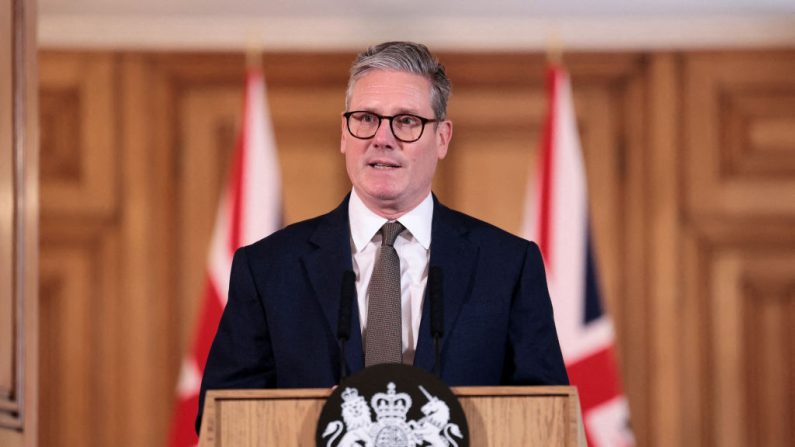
left=380, top=222, right=404, bottom=247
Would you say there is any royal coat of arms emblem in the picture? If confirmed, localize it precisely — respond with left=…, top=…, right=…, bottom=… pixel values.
left=321, top=382, right=464, bottom=447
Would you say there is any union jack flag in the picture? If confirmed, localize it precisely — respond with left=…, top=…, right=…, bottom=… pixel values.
left=166, top=66, right=282, bottom=446
left=522, top=65, right=635, bottom=446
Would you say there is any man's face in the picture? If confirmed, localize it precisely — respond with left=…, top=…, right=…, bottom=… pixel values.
left=341, top=70, right=452, bottom=218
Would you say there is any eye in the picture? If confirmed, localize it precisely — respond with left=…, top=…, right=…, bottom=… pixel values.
left=354, top=112, right=378, bottom=124
left=395, top=114, right=421, bottom=127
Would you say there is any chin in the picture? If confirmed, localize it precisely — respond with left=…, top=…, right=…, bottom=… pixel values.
left=357, top=186, right=403, bottom=207
left=359, top=181, right=403, bottom=200
left=369, top=190, right=402, bottom=204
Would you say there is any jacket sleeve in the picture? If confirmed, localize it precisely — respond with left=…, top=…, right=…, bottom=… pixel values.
left=503, top=241, right=570, bottom=385
left=195, top=247, right=276, bottom=434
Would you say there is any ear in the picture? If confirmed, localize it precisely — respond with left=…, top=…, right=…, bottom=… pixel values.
left=340, top=114, right=348, bottom=154
left=435, top=120, right=453, bottom=160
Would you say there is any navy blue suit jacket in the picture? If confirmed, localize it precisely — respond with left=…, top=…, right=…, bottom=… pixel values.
left=196, top=196, right=568, bottom=432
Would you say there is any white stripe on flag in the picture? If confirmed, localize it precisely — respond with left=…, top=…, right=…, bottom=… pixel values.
left=242, top=71, right=281, bottom=246
left=546, top=69, right=589, bottom=357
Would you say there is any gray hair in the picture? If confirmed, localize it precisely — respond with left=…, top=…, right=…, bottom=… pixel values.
left=345, top=41, right=451, bottom=120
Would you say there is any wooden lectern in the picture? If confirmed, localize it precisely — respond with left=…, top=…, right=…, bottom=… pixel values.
left=199, top=386, right=585, bottom=446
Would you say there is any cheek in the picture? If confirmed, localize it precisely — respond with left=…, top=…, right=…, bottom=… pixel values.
left=418, top=148, right=439, bottom=173
left=342, top=142, right=360, bottom=163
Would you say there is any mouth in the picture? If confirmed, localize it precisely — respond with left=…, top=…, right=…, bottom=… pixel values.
left=368, top=160, right=402, bottom=169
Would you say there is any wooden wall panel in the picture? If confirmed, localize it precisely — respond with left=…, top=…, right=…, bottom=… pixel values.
left=620, top=60, right=653, bottom=447
left=39, top=54, right=118, bottom=218
left=38, top=52, right=122, bottom=447
left=681, top=51, right=795, bottom=447
left=681, top=223, right=795, bottom=447
left=685, top=52, right=795, bottom=218
left=118, top=54, right=182, bottom=446
left=743, top=256, right=795, bottom=446
left=645, top=53, right=682, bottom=447
left=39, top=225, right=120, bottom=447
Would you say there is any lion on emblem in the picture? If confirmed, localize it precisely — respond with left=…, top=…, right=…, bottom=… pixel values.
left=322, top=388, right=373, bottom=447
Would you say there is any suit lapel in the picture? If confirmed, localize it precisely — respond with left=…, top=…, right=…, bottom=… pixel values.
left=414, top=199, right=479, bottom=372
left=300, top=196, right=365, bottom=375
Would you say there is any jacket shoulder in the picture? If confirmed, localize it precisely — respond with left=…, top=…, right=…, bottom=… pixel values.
left=239, top=206, right=343, bottom=260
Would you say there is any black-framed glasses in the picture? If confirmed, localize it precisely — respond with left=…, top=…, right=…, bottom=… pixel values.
left=343, top=110, right=437, bottom=143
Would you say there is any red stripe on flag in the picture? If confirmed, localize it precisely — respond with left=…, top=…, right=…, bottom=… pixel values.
left=567, top=345, right=622, bottom=413
left=536, top=66, right=560, bottom=271
left=191, top=278, right=225, bottom=370
left=167, top=394, right=200, bottom=446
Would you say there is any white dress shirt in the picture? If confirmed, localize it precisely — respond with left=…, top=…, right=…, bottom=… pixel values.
left=348, top=188, right=433, bottom=366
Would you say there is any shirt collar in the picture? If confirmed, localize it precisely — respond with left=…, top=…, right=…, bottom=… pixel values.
left=348, top=188, right=433, bottom=253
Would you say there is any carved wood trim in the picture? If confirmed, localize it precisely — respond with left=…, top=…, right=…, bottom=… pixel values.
left=684, top=221, right=795, bottom=447
left=0, top=0, right=15, bottom=415
left=0, top=0, right=38, bottom=442
left=644, top=53, right=685, bottom=447
left=38, top=52, right=118, bottom=219
left=39, top=222, right=120, bottom=446
left=685, top=51, right=795, bottom=219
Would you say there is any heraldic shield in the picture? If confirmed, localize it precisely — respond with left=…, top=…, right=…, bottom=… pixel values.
left=316, top=364, right=469, bottom=447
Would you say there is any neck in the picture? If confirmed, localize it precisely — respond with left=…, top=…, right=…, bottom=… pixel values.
left=354, top=188, right=430, bottom=221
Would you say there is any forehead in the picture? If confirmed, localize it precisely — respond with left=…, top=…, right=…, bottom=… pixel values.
left=349, top=70, right=433, bottom=114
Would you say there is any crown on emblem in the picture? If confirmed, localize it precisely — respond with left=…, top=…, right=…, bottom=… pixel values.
left=371, top=382, right=412, bottom=422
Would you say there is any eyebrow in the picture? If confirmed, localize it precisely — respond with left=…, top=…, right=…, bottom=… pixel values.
left=357, top=107, right=428, bottom=117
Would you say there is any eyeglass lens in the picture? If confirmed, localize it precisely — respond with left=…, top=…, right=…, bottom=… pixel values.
left=347, top=111, right=426, bottom=143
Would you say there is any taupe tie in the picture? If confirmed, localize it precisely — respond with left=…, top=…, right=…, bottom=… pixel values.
left=364, top=222, right=405, bottom=366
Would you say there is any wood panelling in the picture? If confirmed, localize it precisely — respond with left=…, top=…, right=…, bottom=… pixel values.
left=681, top=222, right=795, bottom=446
left=38, top=53, right=118, bottom=218
left=680, top=50, right=795, bottom=447
left=644, top=53, right=681, bottom=447
left=619, top=59, right=651, bottom=447
left=744, top=260, right=795, bottom=447
left=120, top=55, right=183, bottom=446
left=685, top=52, right=795, bottom=218
left=37, top=48, right=795, bottom=447
left=37, top=52, right=120, bottom=445
left=723, top=91, right=795, bottom=176
left=39, top=225, right=120, bottom=447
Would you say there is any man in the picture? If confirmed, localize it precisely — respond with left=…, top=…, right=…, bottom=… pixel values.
left=196, top=41, right=568, bottom=432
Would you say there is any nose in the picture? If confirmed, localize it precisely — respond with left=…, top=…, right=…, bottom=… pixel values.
left=371, top=117, right=397, bottom=148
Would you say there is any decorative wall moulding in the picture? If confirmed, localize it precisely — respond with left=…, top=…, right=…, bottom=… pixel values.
left=39, top=15, right=795, bottom=51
